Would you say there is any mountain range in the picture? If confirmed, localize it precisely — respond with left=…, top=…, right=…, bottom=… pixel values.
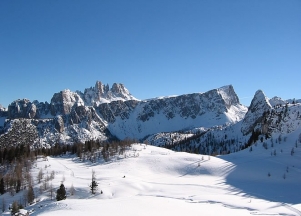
left=1, top=81, right=300, bottom=156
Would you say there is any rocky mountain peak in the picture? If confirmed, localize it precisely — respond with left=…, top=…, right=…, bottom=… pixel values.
left=241, top=90, right=272, bottom=135
left=216, top=85, right=240, bottom=109
left=7, top=99, right=37, bottom=119
left=80, top=81, right=138, bottom=106
left=50, top=89, right=84, bottom=115
left=269, top=96, right=286, bottom=107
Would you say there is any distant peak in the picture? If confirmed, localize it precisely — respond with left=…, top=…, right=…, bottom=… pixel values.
left=241, top=89, right=272, bottom=135
left=252, top=90, right=271, bottom=107
left=217, top=84, right=233, bottom=91
left=216, top=85, right=240, bottom=108
left=80, top=81, right=138, bottom=106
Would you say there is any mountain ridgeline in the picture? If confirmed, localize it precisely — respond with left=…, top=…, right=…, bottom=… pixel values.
left=1, top=81, right=300, bottom=156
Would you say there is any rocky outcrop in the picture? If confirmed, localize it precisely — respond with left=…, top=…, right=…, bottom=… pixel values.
left=0, top=105, right=7, bottom=118
left=50, top=90, right=84, bottom=116
left=54, top=115, right=65, bottom=133
left=78, top=81, right=138, bottom=106
left=241, top=90, right=272, bottom=135
left=8, top=99, right=38, bottom=119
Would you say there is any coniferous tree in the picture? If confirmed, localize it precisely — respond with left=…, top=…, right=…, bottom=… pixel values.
left=16, top=179, right=21, bottom=193
left=90, top=170, right=98, bottom=194
left=1, top=197, right=5, bottom=212
left=56, top=184, right=66, bottom=201
left=11, top=200, right=19, bottom=215
left=27, top=185, right=35, bottom=204
left=0, top=178, right=5, bottom=194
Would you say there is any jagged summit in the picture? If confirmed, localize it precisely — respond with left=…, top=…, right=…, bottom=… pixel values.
left=101, top=84, right=247, bottom=140
left=50, top=89, right=85, bottom=115
left=0, top=83, right=250, bottom=144
left=241, top=90, right=272, bottom=135
left=7, top=99, right=37, bottom=119
left=269, top=96, right=301, bottom=107
left=78, top=81, right=138, bottom=106
left=269, top=96, right=287, bottom=107
left=216, top=85, right=240, bottom=108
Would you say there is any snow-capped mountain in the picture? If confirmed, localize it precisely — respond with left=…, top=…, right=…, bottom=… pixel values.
left=77, top=81, right=138, bottom=106
left=147, top=89, right=301, bottom=156
left=99, top=85, right=247, bottom=139
left=1, top=81, right=300, bottom=157
left=0, top=82, right=247, bottom=147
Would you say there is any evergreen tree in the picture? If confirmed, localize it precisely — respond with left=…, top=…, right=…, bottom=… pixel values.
left=16, top=179, right=21, bottom=193
left=0, top=178, right=5, bottom=194
left=2, top=197, right=5, bottom=212
left=11, top=201, right=19, bottom=215
left=27, top=186, right=35, bottom=204
left=90, top=170, right=98, bottom=194
left=56, top=184, right=66, bottom=201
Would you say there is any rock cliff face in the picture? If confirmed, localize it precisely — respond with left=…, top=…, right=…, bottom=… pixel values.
left=7, top=99, right=37, bottom=119
left=241, top=90, right=272, bottom=135
left=50, top=89, right=85, bottom=116
left=0, top=82, right=248, bottom=146
left=77, top=81, right=138, bottom=106
left=0, top=105, right=7, bottom=117
left=97, top=85, right=247, bottom=139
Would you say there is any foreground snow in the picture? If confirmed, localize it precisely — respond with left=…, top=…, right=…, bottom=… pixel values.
left=5, top=136, right=301, bottom=216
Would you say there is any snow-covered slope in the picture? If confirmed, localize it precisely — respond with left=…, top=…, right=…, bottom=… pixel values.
left=3, top=142, right=301, bottom=216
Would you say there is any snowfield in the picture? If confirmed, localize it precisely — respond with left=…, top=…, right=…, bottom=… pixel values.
left=4, top=130, right=301, bottom=216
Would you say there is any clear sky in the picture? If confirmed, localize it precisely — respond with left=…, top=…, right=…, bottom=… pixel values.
left=0, top=0, right=300, bottom=108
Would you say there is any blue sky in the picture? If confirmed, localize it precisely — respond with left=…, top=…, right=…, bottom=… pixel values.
left=0, top=0, right=300, bottom=108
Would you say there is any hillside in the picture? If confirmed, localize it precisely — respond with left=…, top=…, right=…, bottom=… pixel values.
left=1, top=140, right=301, bottom=216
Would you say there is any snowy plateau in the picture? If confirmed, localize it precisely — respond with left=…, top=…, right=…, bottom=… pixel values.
left=1, top=81, right=301, bottom=215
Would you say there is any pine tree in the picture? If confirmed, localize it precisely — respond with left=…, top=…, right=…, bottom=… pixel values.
left=56, top=184, right=67, bottom=201
left=16, top=179, right=21, bottom=193
left=11, top=200, right=19, bottom=215
left=2, top=197, right=5, bottom=212
left=27, top=186, right=35, bottom=204
left=0, top=178, right=5, bottom=194
left=90, top=170, right=98, bottom=194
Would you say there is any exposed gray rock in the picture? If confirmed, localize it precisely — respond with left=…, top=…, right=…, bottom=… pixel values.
left=241, top=90, right=272, bottom=135
left=0, top=82, right=249, bottom=146
left=50, top=89, right=84, bottom=116
left=0, top=105, right=7, bottom=117
left=78, top=81, right=138, bottom=106
left=7, top=99, right=38, bottom=119
left=54, top=115, right=65, bottom=133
